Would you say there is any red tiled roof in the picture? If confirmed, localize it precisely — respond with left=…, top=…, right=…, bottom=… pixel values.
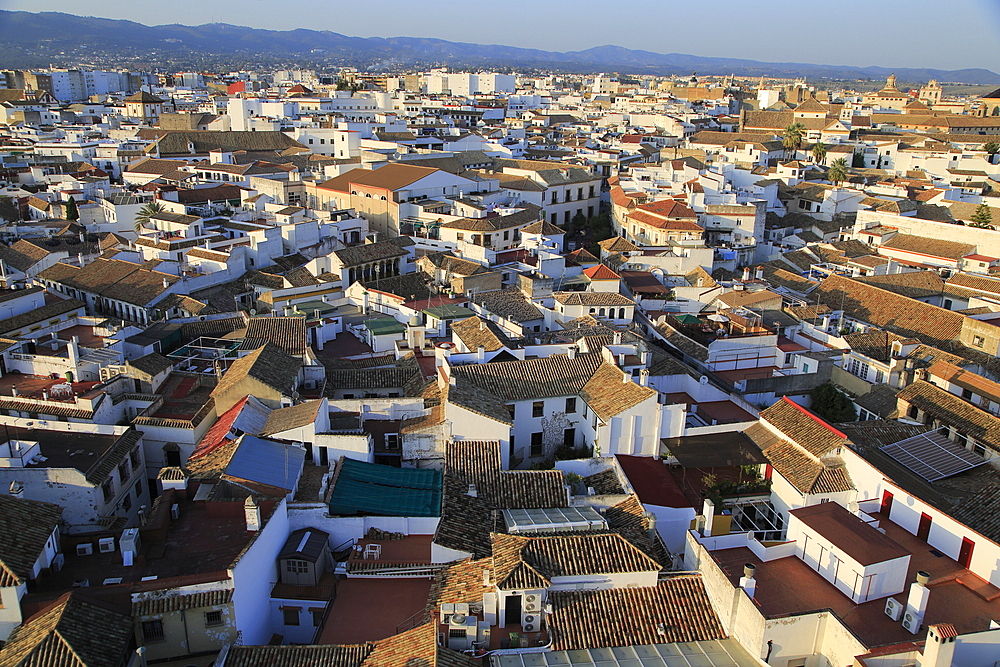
left=615, top=455, right=692, bottom=508
left=582, top=264, right=620, bottom=280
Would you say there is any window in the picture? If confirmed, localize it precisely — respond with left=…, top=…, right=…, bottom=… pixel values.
left=312, top=610, right=324, bottom=627
left=141, top=619, right=164, bottom=642
left=962, top=388, right=974, bottom=400
left=565, top=397, right=577, bottom=413
left=283, top=608, right=300, bottom=626
left=205, top=610, right=223, bottom=627
left=875, top=369, right=885, bottom=384
left=118, top=460, right=130, bottom=484
left=102, top=479, right=114, bottom=502
left=286, top=559, right=310, bottom=574
left=973, top=335, right=985, bottom=348
left=532, top=401, right=544, bottom=418
left=506, top=404, right=516, bottom=420
left=135, top=480, right=143, bottom=498
left=122, top=493, right=132, bottom=511
left=530, top=432, right=543, bottom=457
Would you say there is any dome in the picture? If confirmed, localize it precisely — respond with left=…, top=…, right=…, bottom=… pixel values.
left=408, top=315, right=422, bottom=327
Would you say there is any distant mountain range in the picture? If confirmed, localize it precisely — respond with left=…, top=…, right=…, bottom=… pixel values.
left=2, top=10, right=999, bottom=85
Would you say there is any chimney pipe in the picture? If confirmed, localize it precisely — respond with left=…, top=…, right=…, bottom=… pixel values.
left=244, top=496, right=262, bottom=532
left=567, top=345, right=577, bottom=360
left=739, top=563, right=757, bottom=598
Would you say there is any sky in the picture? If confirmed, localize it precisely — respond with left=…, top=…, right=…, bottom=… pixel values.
left=3, top=0, right=1000, bottom=73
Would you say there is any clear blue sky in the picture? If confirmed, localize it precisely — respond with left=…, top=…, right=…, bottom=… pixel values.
left=3, top=0, right=1000, bottom=74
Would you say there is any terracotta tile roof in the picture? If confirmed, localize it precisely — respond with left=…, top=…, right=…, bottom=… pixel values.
left=547, top=576, right=725, bottom=650
left=38, top=258, right=179, bottom=307
left=333, top=241, right=408, bottom=268
left=261, top=400, right=322, bottom=436
left=897, top=380, right=1000, bottom=451
left=842, top=330, right=908, bottom=363
left=945, top=272, right=1000, bottom=296
left=426, top=557, right=492, bottom=612
left=490, top=532, right=660, bottom=590
left=363, top=621, right=474, bottom=667
left=604, top=494, right=671, bottom=566
left=240, top=316, right=307, bottom=356
left=553, top=291, right=634, bottom=306
left=212, top=343, right=300, bottom=398
left=444, top=440, right=502, bottom=481
left=318, top=164, right=439, bottom=193
left=927, top=360, right=1000, bottom=405
left=0, top=592, right=133, bottom=667
left=0, top=239, right=51, bottom=272
left=580, top=362, right=658, bottom=421
left=856, top=270, right=945, bottom=299
left=451, top=316, right=515, bottom=352
left=0, top=298, right=85, bottom=336
left=760, top=397, right=848, bottom=458
left=0, top=495, right=62, bottom=587
left=880, top=234, right=977, bottom=261
left=582, top=468, right=624, bottom=495
left=442, top=205, right=541, bottom=232
left=814, top=274, right=964, bottom=347
left=133, top=588, right=233, bottom=616
left=581, top=264, right=620, bottom=281
left=597, top=236, right=641, bottom=253
left=470, top=288, right=542, bottom=323
left=222, top=645, right=372, bottom=667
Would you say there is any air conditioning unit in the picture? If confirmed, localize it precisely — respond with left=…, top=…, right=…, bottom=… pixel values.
left=524, top=595, right=540, bottom=612
left=76, top=543, right=94, bottom=556
left=884, top=597, right=904, bottom=621
left=902, top=611, right=923, bottom=634
left=454, top=603, right=470, bottom=616
left=523, top=617, right=538, bottom=632
left=440, top=602, right=455, bottom=623
left=98, top=538, right=115, bottom=553
left=170, top=503, right=180, bottom=520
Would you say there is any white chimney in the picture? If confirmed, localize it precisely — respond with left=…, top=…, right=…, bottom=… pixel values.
left=739, top=563, right=757, bottom=598
left=9, top=480, right=23, bottom=497
left=567, top=346, right=577, bottom=360
left=906, top=571, right=931, bottom=618
left=701, top=499, right=715, bottom=536
left=244, top=496, right=262, bottom=532
left=162, top=277, right=170, bottom=289
left=755, top=266, right=764, bottom=280
left=742, top=266, right=751, bottom=281
left=467, top=483, right=478, bottom=498
left=613, top=331, right=622, bottom=345
left=477, top=344, right=485, bottom=363
left=921, top=624, right=958, bottom=667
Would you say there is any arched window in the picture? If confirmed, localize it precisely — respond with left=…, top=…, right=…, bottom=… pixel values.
left=599, top=308, right=606, bottom=317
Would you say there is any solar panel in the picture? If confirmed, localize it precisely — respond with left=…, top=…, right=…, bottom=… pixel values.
left=880, top=431, right=986, bottom=481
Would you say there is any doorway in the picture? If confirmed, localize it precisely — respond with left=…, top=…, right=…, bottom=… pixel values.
left=917, top=513, right=932, bottom=542
left=504, top=594, right=522, bottom=626
left=959, top=537, right=975, bottom=569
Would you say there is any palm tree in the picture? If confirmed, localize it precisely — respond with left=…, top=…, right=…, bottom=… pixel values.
left=782, top=122, right=805, bottom=159
left=828, top=158, right=849, bottom=186
left=134, top=201, right=164, bottom=234
left=811, top=142, right=827, bottom=165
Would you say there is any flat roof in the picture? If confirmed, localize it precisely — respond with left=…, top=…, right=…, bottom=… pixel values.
left=790, top=502, right=909, bottom=566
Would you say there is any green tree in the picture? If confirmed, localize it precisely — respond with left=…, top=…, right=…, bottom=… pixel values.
left=782, top=122, right=805, bottom=159
left=851, top=151, right=866, bottom=168
left=828, top=158, right=849, bottom=186
left=983, top=140, right=1000, bottom=156
left=969, top=202, right=995, bottom=229
left=134, top=200, right=164, bottom=233
left=569, top=211, right=586, bottom=234
left=810, top=142, right=827, bottom=165
left=0, top=197, right=18, bottom=222
left=64, top=196, right=79, bottom=222
left=809, top=383, right=857, bottom=423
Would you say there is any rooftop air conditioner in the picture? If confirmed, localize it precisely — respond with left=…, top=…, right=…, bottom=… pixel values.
left=76, top=543, right=93, bottom=556
left=170, top=503, right=180, bottom=520
left=524, top=595, right=540, bottom=613
left=884, top=597, right=903, bottom=622
left=440, top=603, right=455, bottom=623
left=902, top=611, right=923, bottom=634
left=98, top=538, right=115, bottom=553
left=523, top=617, right=538, bottom=632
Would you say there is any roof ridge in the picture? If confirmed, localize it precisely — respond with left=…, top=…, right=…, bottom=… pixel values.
left=780, top=396, right=848, bottom=439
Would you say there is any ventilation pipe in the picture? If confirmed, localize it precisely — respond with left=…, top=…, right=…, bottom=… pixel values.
left=739, top=563, right=757, bottom=598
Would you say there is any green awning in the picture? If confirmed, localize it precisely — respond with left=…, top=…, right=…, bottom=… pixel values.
left=328, top=458, right=442, bottom=517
